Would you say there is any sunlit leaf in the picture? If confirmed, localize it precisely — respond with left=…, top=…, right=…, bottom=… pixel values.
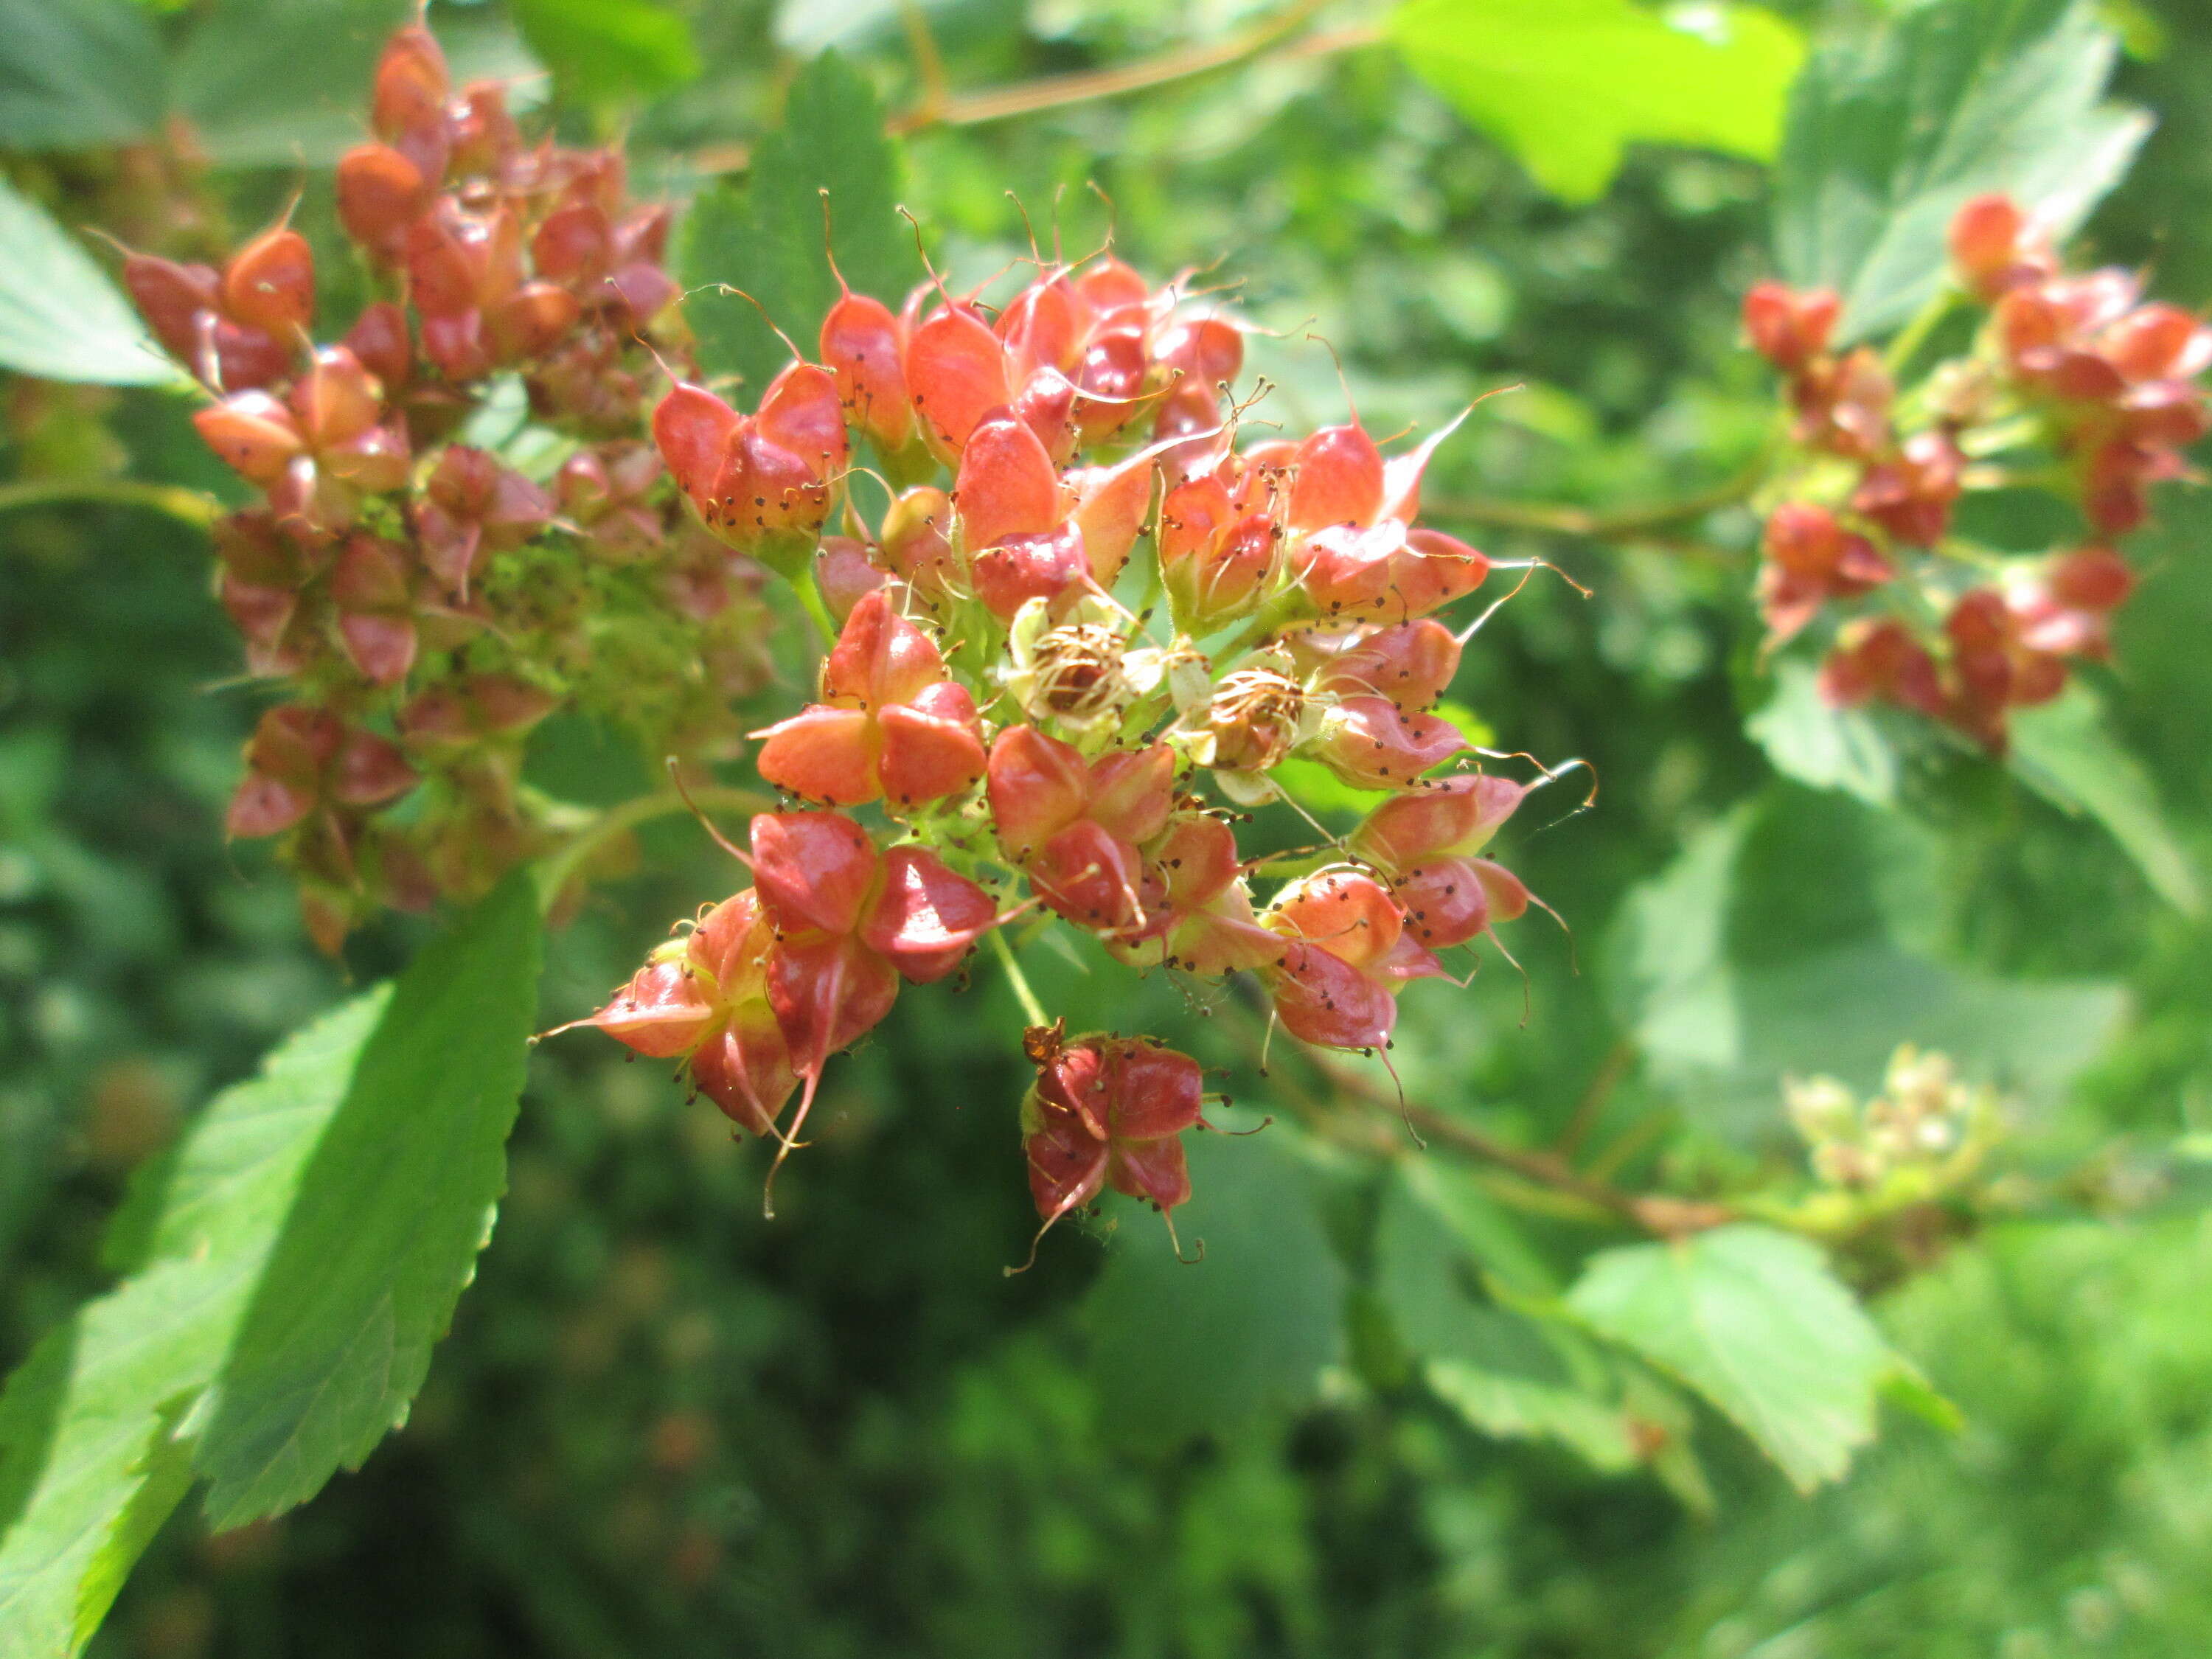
left=1083, top=1132, right=1345, bottom=1445
left=193, top=874, right=543, bottom=1526
left=1567, top=1223, right=1901, bottom=1490
left=2009, top=684, right=2202, bottom=916
left=1391, top=0, right=1806, bottom=201
left=678, top=51, right=918, bottom=394
left=511, top=0, right=699, bottom=107
left=1773, top=0, right=2152, bottom=341
left=0, top=878, right=541, bottom=1655
left=0, top=178, right=182, bottom=386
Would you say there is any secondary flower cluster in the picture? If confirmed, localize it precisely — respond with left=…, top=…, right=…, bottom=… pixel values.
left=1745, top=193, right=2210, bottom=751
left=578, top=250, right=1554, bottom=1239
left=128, top=20, right=769, bottom=949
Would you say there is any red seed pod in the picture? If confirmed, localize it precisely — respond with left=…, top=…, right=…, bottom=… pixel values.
left=970, top=524, right=1093, bottom=622
left=370, top=23, right=451, bottom=151
left=222, top=226, right=316, bottom=336
left=1819, top=617, right=1944, bottom=717
left=815, top=536, right=890, bottom=624
left=122, top=254, right=220, bottom=361
left=820, top=288, right=914, bottom=455
left=418, top=309, right=493, bottom=382
left=1160, top=473, right=1276, bottom=631
left=1349, top=772, right=1529, bottom=872
left=1851, top=431, right=1964, bottom=547
left=880, top=485, right=958, bottom=598
left=904, top=301, right=1012, bottom=459
left=2047, top=544, right=2135, bottom=613
left=290, top=345, right=383, bottom=450
left=1155, top=313, right=1244, bottom=388
left=1948, top=193, right=2054, bottom=301
left=531, top=201, right=612, bottom=284
left=446, top=80, right=521, bottom=178
left=1741, top=280, right=1841, bottom=372
left=335, top=143, right=431, bottom=261
left=1135, top=813, right=1283, bottom=977
left=1388, top=857, right=1528, bottom=950
left=194, top=391, right=305, bottom=486
left=1307, top=696, right=1467, bottom=790
left=750, top=591, right=985, bottom=809
left=953, top=413, right=1062, bottom=551
left=1306, top=619, right=1461, bottom=713
left=1020, top=1033, right=1206, bottom=1227
left=1262, top=869, right=1444, bottom=1051
left=344, top=301, right=414, bottom=394
left=2101, top=304, right=2212, bottom=383
left=1065, top=451, right=1155, bottom=587
left=329, top=533, right=420, bottom=686
left=486, top=281, right=582, bottom=363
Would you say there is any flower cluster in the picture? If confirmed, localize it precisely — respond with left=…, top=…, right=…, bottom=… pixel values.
left=1786, top=1046, right=2000, bottom=1196
left=1744, top=193, right=2210, bottom=751
left=580, top=248, right=1559, bottom=1239
left=126, top=21, right=770, bottom=949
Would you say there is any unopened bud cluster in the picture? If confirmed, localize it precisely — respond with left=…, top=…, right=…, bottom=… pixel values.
left=1785, top=1046, right=2000, bottom=1194
left=579, top=228, right=1557, bottom=1239
left=1744, top=193, right=2210, bottom=751
left=129, top=21, right=770, bottom=950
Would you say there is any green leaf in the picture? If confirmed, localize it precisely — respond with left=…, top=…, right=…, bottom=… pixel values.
left=0, top=992, right=386, bottom=1658
left=0, top=877, right=540, bottom=1656
left=0, top=0, right=165, bottom=150
left=2008, top=684, right=2202, bottom=916
left=1082, top=1131, right=1345, bottom=1445
left=0, top=177, right=182, bottom=386
left=677, top=51, right=918, bottom=394
left=1747, top=658, right=1899, bottom=807
left=172, top=0, right=411, bottom=167
left=1566, top=1223, right=1899, bottom=1490
left=1389, top=0, right=1806, bottom=202
left=1374, top=1167, right=1637, bottom=1469
left=192, top=874, right=542, bottom=1526
left=1773, top=0, right=2152, bottom=341
left=510, top=0, right=699, bottom=107
left=1608, top=790, right=2124, bottom=1135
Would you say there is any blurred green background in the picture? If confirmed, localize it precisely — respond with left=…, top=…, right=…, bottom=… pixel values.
left=5, top=0, right=2212, bottom=1653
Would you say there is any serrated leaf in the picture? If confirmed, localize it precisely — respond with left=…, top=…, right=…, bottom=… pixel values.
left=1566, top=1223, right=1896, bottom=1490
left=173, top=0, right=411, bottom=167
left=0, top=877, right=540, bottom=1656
left=1082, top=1132, right=1344, bottom=1445
left=2008, top=683, right=2202, bottom=916
left=0, top=992, right=387, bottom=1659
left=1374, top=1167, right=1635, bottom=1469
left=192, top=874, right=542, bottom=1526
left=0, top=0, right=165, bottom=150
left=1773, top=0, right=2152, bottom=341
left=677, top=51, right=918, bottom=394
left=510, top=0, right=698, bottom=106
left=1390, top=0, right=1806, bottom=202
left=1607, top=790, right=2123, bottom=1136
left=1747, top=658, right=1899, bottom=807
left=0, top=177, right=182, bottom=386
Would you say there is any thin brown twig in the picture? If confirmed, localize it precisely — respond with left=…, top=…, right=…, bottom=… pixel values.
left=1234, top=1009, right=1731, bottom=1237
left=1421, top=453, right=1770, bottom=553
left=1554, top=1036, right=1637, bottom=1159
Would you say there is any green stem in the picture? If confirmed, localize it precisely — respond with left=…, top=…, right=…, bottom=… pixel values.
left=532, top=784, right=776, bottom=914
left=0, top=477, right=224, bottom=527
left=1884, top=284, right=1964, bottom=379
left=987, top=925, right=1049, bottom=1028
left=786, top=564, right=841, bottom=648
